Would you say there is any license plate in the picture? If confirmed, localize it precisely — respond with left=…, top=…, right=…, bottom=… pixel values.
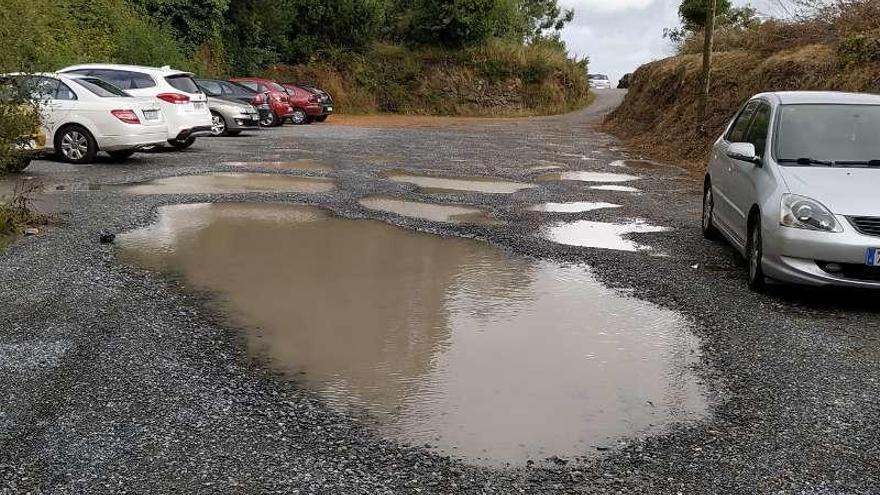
left=867, top=248, right=880, bottom=266
left=194, top=102, right=206, bottom=110
left=143, top=109, right=159, bottom=121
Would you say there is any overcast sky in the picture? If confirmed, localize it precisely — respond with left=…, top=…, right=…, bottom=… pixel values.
left=559, top=0, right=782, bottom=82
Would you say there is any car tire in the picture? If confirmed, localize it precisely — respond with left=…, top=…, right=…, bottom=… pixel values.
left=314, top=115, right=328, bottom=123
left=210, top=112, right=228, bottom=137
left=167, top=137, right=196, bottom=150
left=291, top=108, right=308, bottom=125
left=747, top=217, right=767, bottom=292
left=702, top=180, right=720, bottom=240
left=55, top=125, right=98, bottom=164
left=260, top=112, right=277, bottom=127
left=107, top=149, right=137, bottom=162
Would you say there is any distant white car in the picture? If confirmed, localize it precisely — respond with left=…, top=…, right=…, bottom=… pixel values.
left=58, top=64, right=212, bottom=149
left=1, top=72, right=167, bottom=164
left=588, top=74, right=612, bottom=90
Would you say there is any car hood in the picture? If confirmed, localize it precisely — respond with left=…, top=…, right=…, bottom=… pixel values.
left=780, top=166, right=880, bottom=216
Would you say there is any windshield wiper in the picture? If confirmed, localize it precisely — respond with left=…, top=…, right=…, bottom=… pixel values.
left=777, top=157, right=835, bottom=166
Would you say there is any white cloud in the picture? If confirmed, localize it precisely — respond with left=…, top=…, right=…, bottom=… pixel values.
left=560, top=0, right=654, bottom=14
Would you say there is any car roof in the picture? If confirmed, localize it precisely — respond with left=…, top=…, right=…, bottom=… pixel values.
left=60, top=64, right=193, bottom=77
left=756, top=91, right=880, bottom=105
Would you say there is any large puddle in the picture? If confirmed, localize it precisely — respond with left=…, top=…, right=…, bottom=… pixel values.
left=530, top=201, right=620, bottom=213
left=359, top=196, right=498, bottom=225
left=538, top=171, right=640, bottom=183
left=385, top=172, right=534, bottom=194
left=118, top=203, right=706, bottom=466
left=115, top=173, right=334, bottom=195
left=544, top=219, right=670, bottom=252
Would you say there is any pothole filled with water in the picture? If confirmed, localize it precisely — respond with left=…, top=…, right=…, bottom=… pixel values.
left=222, top=159, right=333, bottom=172
left=529, top=201, right=621, bottom=213
left=118, top=203, right=706, bottom=466
left=359, top=196, right=499, bottom=225
left=107, top=173, right=334, bottom=195
left=591, top=185, right=642, bottom=193
left=384, top=172, right=535, bottom=194
left=538, top=171, right=640, bottom=183
left=543, top=219, right=670, bottom=252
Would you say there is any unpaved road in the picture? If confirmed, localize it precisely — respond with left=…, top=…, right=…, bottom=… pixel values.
left=1, top=90, right=879, bottom=493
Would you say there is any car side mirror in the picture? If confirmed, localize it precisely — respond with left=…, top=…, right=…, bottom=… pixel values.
left=726, top=142, right=761, bottom=166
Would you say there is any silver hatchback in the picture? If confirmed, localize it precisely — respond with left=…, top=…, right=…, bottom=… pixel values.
left=703, top=91, right=880, bottom=290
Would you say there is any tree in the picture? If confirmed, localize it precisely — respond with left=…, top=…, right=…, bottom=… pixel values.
left=679, top=0, right=732, bottom=31
left=678, top=0, right=731, bottom=131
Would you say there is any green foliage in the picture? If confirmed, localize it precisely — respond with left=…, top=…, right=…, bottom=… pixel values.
left=678, top=0, right=733, bottom=31
left=838, top=30, right=880, bottom=66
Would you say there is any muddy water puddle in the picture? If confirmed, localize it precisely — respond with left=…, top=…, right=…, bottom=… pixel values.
left=108, top=173, right=334, bottom=195
left=222, top=159, right=333, bottom=172
left=385, top=172, right=534, bottom=194
left=591, top=185, right=642, bottom=193
left=539, top=171, right=640, bottom=183
left=360, top=196, right=499, bottom=225
left=530, top=201, right=620, bottom=213
left=118, top=203, right=706, bottom=466
left=544, top=219, right=670, bottom=252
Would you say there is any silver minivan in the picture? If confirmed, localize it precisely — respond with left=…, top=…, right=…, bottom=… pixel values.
left=703, top=91, right=880, bottom=290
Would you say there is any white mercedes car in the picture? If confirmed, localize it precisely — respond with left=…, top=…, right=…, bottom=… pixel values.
left=58, top=64, right=212, bottom=149
left=2, top=72, right=167, bottom=164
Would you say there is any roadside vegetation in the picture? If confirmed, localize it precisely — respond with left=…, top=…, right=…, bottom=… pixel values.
left=605, top=0, right=880, bottom=171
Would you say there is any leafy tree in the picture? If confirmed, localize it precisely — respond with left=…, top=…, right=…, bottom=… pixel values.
left=679, top=0, right=732, bottom=31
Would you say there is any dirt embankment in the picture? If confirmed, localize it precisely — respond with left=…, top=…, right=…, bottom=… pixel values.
left=603, top=1, right=880, bottom=172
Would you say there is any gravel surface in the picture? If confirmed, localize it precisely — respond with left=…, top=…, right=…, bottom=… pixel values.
left=1, top=90, right=878, bottom=494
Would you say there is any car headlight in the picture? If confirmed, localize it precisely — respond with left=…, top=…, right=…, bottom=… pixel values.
left=780, top=194, right=842, bottom=232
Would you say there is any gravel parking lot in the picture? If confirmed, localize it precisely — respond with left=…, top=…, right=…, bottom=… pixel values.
left=1, top=90, right=878, bottom=494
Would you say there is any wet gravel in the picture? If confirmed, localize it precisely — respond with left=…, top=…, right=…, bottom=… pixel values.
left=2, top=89, right=879, bottom=493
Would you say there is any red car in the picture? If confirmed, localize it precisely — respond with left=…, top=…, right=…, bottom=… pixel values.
left=281, top=83, right=332, bottom=125
left=229, top=77, right=293, bottom=127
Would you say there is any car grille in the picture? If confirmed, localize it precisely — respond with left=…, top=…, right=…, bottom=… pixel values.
left=849, top=216, right=880, bottom=237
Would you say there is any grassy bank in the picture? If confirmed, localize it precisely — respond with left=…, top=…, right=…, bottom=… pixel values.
left=604, top=0, right=880, bottom=171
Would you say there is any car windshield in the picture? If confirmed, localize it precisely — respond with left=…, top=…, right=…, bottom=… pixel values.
left=775, top=104, right=880, bottom=165
left=589, top=74, right=608, bottom=80
left=267, top=81, right=286, bottom=92
left=72, top=77, right=130, bottom=97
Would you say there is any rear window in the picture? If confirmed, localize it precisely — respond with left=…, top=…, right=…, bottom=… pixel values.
left=165, top=74, right=201, bottom=94
left=67, top=69, right=156, bottom=90
left=73, top=77, right=131, bottom=97
left=196, top=79, right=222, bottom=96
left=267, top=81, right=286, bottom=92
left=221, top=81, right=255, bottom=96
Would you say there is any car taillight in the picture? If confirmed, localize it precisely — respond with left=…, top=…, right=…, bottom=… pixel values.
left=111, top=109, right=140, bottom=124
left=157, top=93, right=190, bottom=104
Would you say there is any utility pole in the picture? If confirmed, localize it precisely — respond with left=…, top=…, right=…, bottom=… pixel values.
left=697, top=0, right=717, bottom=134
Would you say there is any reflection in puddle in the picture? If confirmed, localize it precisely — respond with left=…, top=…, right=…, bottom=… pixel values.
left=530, top=201, right=620, bottom=213
left=115, top=173, right=334, bottom=195
left=591, top=185, right=641, bottom=193
left=385, top=172, right=534, bottom=194
left=544, top=219, right=670, bottom=252
left=539, top=171, right=639, bottom=183
left=222, top=159, right=333, bottom=172
left=119, top=203, right=705, bottom=466
left=360, top=196, right=499, bottom=224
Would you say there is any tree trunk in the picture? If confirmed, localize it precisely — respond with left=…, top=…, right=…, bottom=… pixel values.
left=697, top=0, right=717, bottom=134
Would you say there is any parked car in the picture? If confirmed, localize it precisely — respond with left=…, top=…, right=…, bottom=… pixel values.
left=229, top=77, right=293, bottom=127
left=189, top=80, right=260, bottom=136
left=58, top=64, right=212, bottom=149
left=280, top=83, right=332, bottom=124
left=195, top=78, right=272, bottom=128
left=703, top=91, right=880, bottom=290
left=588, top=74, right=612, bottom=90
left=1, top=73, right=166, bottom=164
left=618, top=73, right=632, bottom=89
left=284, top=83, right=333, bottom=123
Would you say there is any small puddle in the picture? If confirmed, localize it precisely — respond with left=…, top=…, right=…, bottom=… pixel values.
left=591, top=185, right=642, bottom=193
left=110, top=173, right=334, bottom=195
left=360, top=196, right=498, bottom=225
left=529, top=201, right=620, bottom=213
left=222, top=159, right=333, bottom=172
left=385, top=172, right=534, bottom=194
left=543, top=219, right=670, bottom=252
left=539, top=171, right=640, bottom=183
left=119, top=203, right=706, bottom=466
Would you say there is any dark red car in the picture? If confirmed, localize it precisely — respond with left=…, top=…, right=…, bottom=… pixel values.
left=229, top=77, right=293, bottom=127
left=281, top=83, right=332, bottom=125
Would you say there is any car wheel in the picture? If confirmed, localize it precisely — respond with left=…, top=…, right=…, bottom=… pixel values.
left=107, top=149, right=137, bottom=162
left=167, top=137, right=196, bottom=150
left=291, top=108, right=308, bottom=125
left=314, top=115, right=328, bottom=123
left=747, top=217, right=766, bottom=292
left=210, top=112, right=228, bottom=136
left=702, top=181, right=720, bottom=240
left=56, top=125, right=97, bottom=164
left=260, top=112, right=277, bottom=127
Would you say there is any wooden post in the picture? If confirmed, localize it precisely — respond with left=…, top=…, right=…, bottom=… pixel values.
left=697, top=0, right=717, bottom=134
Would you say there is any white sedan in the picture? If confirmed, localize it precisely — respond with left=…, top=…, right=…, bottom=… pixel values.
left=3, top=73, right=167, bottom=164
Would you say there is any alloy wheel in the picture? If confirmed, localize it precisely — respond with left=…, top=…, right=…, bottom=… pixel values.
left=211, top=114, right=227, bottom=136
left=291, top=109, right=307, bottom=125
left=702, top=188, right=713, bottom=232
left=260, top=112, right=276, bottom=127
left=61, top=131, right=88, bottom=161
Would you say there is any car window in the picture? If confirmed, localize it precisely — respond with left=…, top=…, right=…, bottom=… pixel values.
left=24, top=76, right=59, bottom=101
left=196, top=80, right=223, bottom=96
left=267, top=82, right=286, bottom=92
left=726, top=101, right=759, bottom=142
left=72, top=77, right=131, bottom=97
left=237, top=81, right=259, bottom=91
left=775, top=104, right=880, bottom=163
left=221, top=81, right=255, bottom=96
left=75, top=69, right=155, bottom=90
left=55, top=81, right=77, bottom=100
left=165, top=74, right=201, bottom=94
left=745, top=103, right=772, bottom=157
